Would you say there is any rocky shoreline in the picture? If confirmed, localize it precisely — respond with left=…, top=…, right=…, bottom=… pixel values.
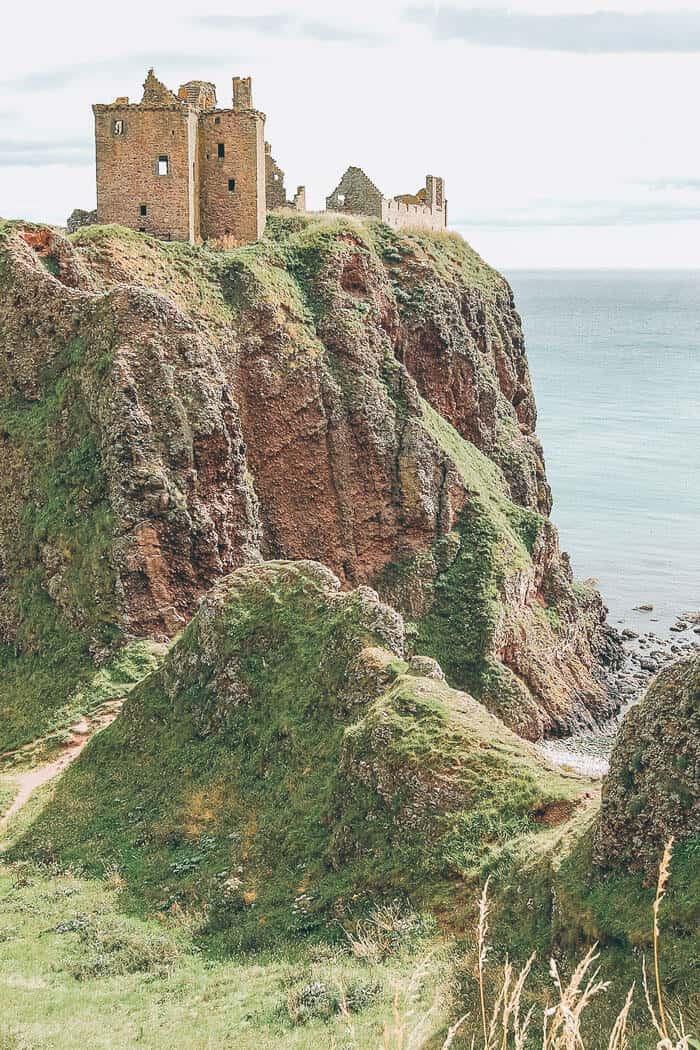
left=539, top=607, right=700, bottom=776
left=617, top=609, right=700, bottom=698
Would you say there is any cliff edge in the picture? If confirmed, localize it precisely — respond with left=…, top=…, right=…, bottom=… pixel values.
left=0, top=214, right=619, bottom=749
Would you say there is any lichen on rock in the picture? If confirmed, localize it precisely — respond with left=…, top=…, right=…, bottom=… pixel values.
left=595, top=654, right=700, bottom=876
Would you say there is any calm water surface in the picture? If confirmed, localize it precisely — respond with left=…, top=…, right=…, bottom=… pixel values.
left=508, top=270, right=700, bottom=635
left=507, top=271, right=700, bottom=770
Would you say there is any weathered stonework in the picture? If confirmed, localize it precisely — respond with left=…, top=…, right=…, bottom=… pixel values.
left=327, top=166, right=447, bottom=231
left=264, top=141, right=306, bottom=213
left=265, top=142, right=287, bottom=209
left=93, top=70, right=270, bottom=245
left=66, top=208, right=97, bottom=233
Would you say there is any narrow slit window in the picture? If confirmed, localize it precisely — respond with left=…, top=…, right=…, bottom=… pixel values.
left=112, top=119, right=124, bottom=136
left=139, top=204, right=147, bottom=216
left=217, top=142, right=225, bottom=159
left=157, top=155, right=169, bottom=176
left=228, top=178, right=235, bottom=193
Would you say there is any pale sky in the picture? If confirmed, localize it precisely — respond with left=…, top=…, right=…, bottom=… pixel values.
left=3, top=0, right=700, bottom=268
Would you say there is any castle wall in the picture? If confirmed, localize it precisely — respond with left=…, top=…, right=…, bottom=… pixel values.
left=198, top=108, right=266, bottom=243
left=265, top=143, right=287, bottom=209
left=94, top=104, right=195, bottom=241
left=381, top=197, right=446, bottom=232
left=293, top=186, right=307, bottom=212
left=326, top=167, right=447, bottom=232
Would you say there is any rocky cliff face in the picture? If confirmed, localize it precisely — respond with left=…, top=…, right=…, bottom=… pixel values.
left=596, top=654, right=700, bottom=876
left=0, top=215, right=619, bottom=749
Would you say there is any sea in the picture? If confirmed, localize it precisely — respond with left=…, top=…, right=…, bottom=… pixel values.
left=508, top=270, right=700, bottom=636
left=507, top=270, right=700, bottom=770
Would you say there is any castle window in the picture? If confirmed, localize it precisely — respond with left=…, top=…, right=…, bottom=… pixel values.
left=214, top=116, right=221, bottom=125
left=140, top=204, right=147, bottom=216
left=228, top=178, right=236, bottom=193
left=217, top=142, right=225, bottom=159
left=138, top=227, right=146, bottom=233
left=112, top=120, right=124, bottom=136
left=157, top=155, right=169, bottom=176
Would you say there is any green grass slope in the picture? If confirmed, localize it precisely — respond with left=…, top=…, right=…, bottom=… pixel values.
left=14, top=560, right=588, bottom=951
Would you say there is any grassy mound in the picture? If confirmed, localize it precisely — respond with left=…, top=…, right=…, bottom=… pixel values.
left=15, top=561, right=588, bottom=950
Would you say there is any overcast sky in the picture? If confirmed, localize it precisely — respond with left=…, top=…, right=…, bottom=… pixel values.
left=3, top=0, right=700, bottom=268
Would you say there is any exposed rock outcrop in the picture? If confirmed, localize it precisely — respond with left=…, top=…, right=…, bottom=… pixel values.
left=0, top=214, right=620, bottom=748
left=596, top=654, right=700, bottom=876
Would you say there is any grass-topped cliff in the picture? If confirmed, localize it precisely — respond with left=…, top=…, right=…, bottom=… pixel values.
left=1, top=214, right=698, bottom=1046
left=0, top=215, right=618, bottom=751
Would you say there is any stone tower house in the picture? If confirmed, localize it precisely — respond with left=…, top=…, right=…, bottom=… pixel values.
left=93, top=70, right=267, bottom=244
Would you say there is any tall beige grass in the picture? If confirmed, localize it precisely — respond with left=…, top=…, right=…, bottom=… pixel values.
left=381, top=839, right=696, bottom=1050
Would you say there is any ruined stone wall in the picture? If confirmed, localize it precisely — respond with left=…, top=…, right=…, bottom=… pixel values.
left=265, top=143, right=287, bottom=209
left=326, top=167, right=383, bottom=217
left=381, top=196, right=446, bottom=232
left=94, top=104, right=195, bottom=241
left=383, top=176, right=446, bottom=232
left=327, top=168, right=447, bottom=230
left=198, top=109, right=266, bottom=243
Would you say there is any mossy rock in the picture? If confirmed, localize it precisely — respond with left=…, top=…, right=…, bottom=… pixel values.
left=15, top=561, right=588, bottom=950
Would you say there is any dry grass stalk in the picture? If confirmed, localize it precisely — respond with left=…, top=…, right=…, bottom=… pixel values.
left=607, top=983, right=634, bottom=1050
left=542, top=945, right=609, bottom=1049
left=380, top=840, right=695, bottom=1050
left=382, top=954, right=442, bottom=1050
left=653, top=838, right=675, bottom=1042
left=477, top=877, right=492, bottom=1049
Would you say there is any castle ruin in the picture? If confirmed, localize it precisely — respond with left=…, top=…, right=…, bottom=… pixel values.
left=89, top=71, right=445, bottom=246
left=93, top=70, right=303, bottom=245
left=326, top=166, right=447, bottom=232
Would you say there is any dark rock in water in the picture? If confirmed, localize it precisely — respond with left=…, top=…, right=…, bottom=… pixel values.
left=634, top=603, right=654, bottom=612
left=671, top=623, right=689, bottom=633
left=596, top=654, right=700, bottom=876
left=621, top=628, right=639, bottom=640
left=639, top=659, right=658, bottom=672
